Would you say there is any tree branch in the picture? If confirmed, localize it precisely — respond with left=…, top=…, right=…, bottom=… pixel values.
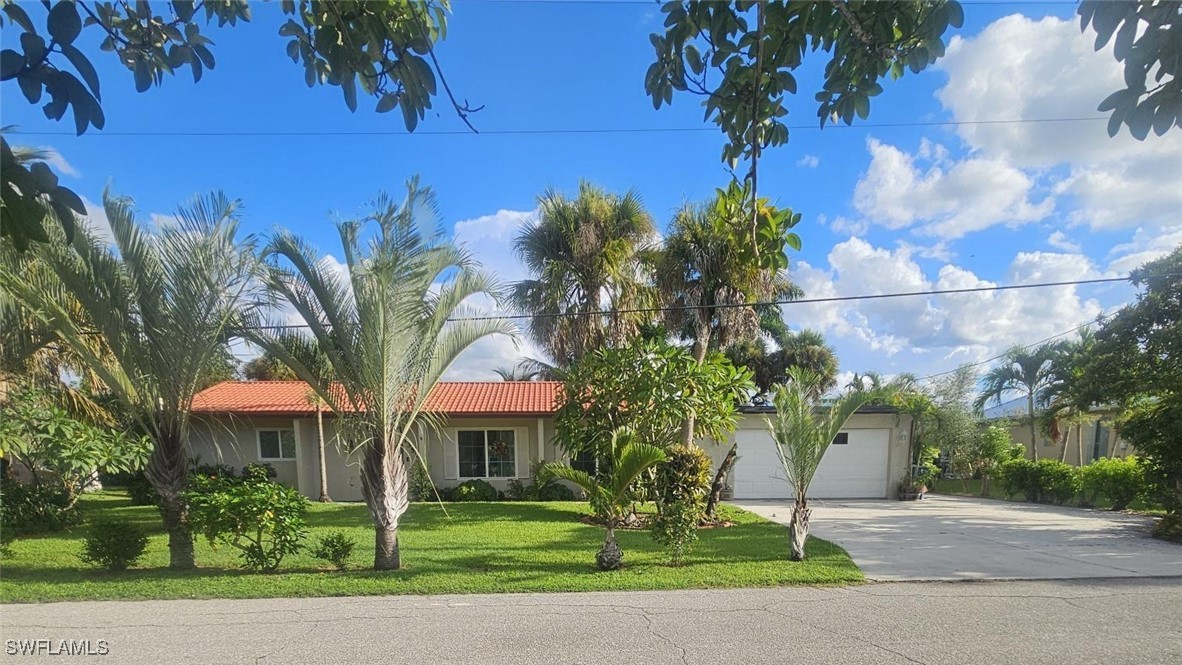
left=410, top=1, right=481, bottom=133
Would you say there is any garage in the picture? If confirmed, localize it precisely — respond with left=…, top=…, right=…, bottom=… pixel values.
left=730, top=427, right=892, bottom=499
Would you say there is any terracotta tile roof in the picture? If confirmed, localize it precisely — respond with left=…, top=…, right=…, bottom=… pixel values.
left=191, top=381, right=562, bottom=417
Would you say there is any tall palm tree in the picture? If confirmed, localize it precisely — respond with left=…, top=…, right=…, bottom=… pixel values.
left=975, top=342, right=1065, bottom=460
left=510, top=181, right=657, bottom=367
left=0, top=190, right=261, bottom=568
left=768, top=368, right=876, bottom=561
left=1041, top=330, right=1097, bottom=463
left=658, top=197, right=799, bottom=517
left=248, top=180, right=513, bottom=570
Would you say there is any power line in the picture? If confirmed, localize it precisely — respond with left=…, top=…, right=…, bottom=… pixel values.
left=239, top=274, right=1137, bottom=330
left=7, top=116, right=1107, bottom=138
left=915, top=311, right=1116, bottom=383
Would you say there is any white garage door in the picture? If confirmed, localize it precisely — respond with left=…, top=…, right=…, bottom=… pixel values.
left=731, top=428, right=890, bottom=499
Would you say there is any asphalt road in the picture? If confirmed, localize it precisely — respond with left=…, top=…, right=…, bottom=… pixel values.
left=3, top=578, right=1180, bottom=664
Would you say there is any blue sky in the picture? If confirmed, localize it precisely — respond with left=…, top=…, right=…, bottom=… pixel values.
left=3, top=0, right=1180, bottom=383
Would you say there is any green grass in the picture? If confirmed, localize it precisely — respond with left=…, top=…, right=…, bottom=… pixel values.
left=1, top=492, right=862, bottom=603
left=929, top=478, right=1165, bottom=515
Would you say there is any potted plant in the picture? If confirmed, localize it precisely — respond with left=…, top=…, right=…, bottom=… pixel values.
left=897, top=477, right=927, bottom=501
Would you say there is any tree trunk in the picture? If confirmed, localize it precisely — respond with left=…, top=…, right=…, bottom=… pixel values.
left=596, top=523, right=623, bottom=570
left=316, top=407, right=331, bottom=502
left=704, top=442, right=738, bottom=520
left=1028, top=393, right=1039, bottom=461
left=1059, top=428, right=1069, bottom=463
left=374, top=527, right=400, bottom=570
left=1077, top=423, right=1084, bottom=466
left=160, top=494, right=195, bottom=570
left=679, top=334, right=711, bottom=447
left=789, top=497, right=810, bottom=561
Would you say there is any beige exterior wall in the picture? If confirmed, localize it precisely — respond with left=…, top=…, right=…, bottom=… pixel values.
left=1005, top=413, right=1134, bottom=466
left=190, top=409, right=911, bottom=501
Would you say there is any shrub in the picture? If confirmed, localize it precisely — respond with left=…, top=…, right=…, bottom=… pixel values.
left=80, top=517, right=149, bottom=572
left=124, top=473, right=159, bottom=506
left=1036, top=459, right=1081, bottom=505
left=653, top=445, right=712, bottom=507
left=0, top=480, right=80, bottom=534
left=650, top=499, right=702, bottom=565
left=999, top=458, right=1080, bottom=504
left=191, top=462, right=238, bottom=481
left=187, top=474, right=308, bottom=572
left=1153, top=514, right=1182, bottom=543
left=1081, top=456, right=1145, bottom=510
left=507, top=462, right=577, bottom=501
left=450, top=479, right=498, bottom=502
left=310, top=531, right=356, bottom=571
left=408, top=458, right=436, bottom=501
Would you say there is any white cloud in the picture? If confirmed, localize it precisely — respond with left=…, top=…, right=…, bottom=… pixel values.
left=1106, top=226, right=1182, bottom=275
left=796, top=154, right=820, bottom=168
left=80, top=196, right=114, bottom=246
left=444, top=209, right=545, bottom=379
left=38, top=146, right=80, bottom=178
left=1047, top=231, right=1081, bottom=253
left=935, top=13, right=1182, bottom=232
left=788, top=239, right=1105, bottom=372
left=829, top=215, right=869, bottom=237
left=853, top=138, right=1053, bottom=239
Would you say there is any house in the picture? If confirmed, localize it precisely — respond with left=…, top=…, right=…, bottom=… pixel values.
left=983, top=398, right=1134, bottom=465
left=189, top=381, right=915, bottom=502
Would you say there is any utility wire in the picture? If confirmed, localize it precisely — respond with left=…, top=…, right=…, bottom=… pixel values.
left=8, top=116, right=1107, bottom=138
left=237, top=274, right=1138, bottom=330
left=915, top=311, right=1117, bottom=384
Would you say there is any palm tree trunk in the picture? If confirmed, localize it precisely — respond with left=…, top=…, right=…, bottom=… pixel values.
left=1077, top=423, right=1084, bottom=466
left=680, top=333, right=710, bottom=447
left=1028, top=392, right=1039, bottom=461
left=1059, top=427, right=1069, bottom=463
left=160, top=494, right=195, bottom=570
left=374, top=527, right=400, bottom=570
left=316, top=407, right=331, bottom=502
left=704, top=442, right=738, bottom=520
left=360, top=437, right=410, bottom=571
left=596, top=522, right=623, bottom=570
left=145, top=426, right=195, bottom=569
left=789, top=494, right=810, bottom=561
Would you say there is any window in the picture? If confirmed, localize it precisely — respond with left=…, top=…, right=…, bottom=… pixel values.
left=258, top=429, right=296, bottom=461
left=457, top=430, right=516, bottom=478
left=570, top=449, right=598, bottom=474
left=831, top=432, right=849, bottom=445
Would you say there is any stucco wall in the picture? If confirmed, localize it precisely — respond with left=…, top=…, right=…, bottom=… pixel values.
left=1006, top=416, right=1133, bottom=466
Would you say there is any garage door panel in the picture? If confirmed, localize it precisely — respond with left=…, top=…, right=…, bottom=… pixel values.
left=732, top=428, right=890, bottom=499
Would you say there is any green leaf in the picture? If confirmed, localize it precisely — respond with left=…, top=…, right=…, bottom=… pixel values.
left=20, top=33, right=46, bottom=65
left=133, top=60, right=152, bottom=92
left=61, top=44, right=100, bottom=99
left=193, top=44, right=216, bottom=69
left=172, top=0, right=196, bottom=23
left=375, top=93, right=397, bottom=113
left=685, top=44, right=703, bottom=74
left=854, top=92, right=869, bottom=120
left=342, top=74, right=357, bottom=113
left=47, top=0, right=82, bottom=45
left=53, top=185, right=86, bottom=215
left=0, top=49, right=23, bottom=80
left=19, top=74, right=42, bottom=103
left=947, top=1, right=964, bottom=29
left=2, top=3, right=36, bottom=34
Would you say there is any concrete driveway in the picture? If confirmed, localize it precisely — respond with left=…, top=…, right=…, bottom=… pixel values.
left=733, top=495, right=1182, bottom=581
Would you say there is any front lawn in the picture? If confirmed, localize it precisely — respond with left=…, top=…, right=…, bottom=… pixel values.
left=1, top=492, right=861, bottom=603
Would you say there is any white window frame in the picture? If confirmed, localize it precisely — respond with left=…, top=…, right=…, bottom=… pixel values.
left=256, top=428, right=297, bottom=461
left=453, top=427, right=521, bottom=480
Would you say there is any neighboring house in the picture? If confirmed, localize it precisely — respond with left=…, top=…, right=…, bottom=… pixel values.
left=983, top=397, right=1134, bottom=465
left=189, top=381, right=914, bottom=502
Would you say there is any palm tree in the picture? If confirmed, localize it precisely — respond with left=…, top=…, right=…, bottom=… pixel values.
left=510, top=181, right=657, bottom=367
left=658, top=198, right=800, bottom=518
left=0, top=191, right=261, bottom=569
left=1041, top=330, right=1097, bottom=464
left=546, top=429, right=666, bottom=570
left=975, top=343, right=1064, bottom=460
left=248, top=180, right=513, bottom=570
left=307, top=390, right=332, bottom=502
left=767, top=368, right=877, bottom=561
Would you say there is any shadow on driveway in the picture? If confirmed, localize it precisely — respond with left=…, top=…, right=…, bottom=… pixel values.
left=733, top=495, right=1182, bottom=581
